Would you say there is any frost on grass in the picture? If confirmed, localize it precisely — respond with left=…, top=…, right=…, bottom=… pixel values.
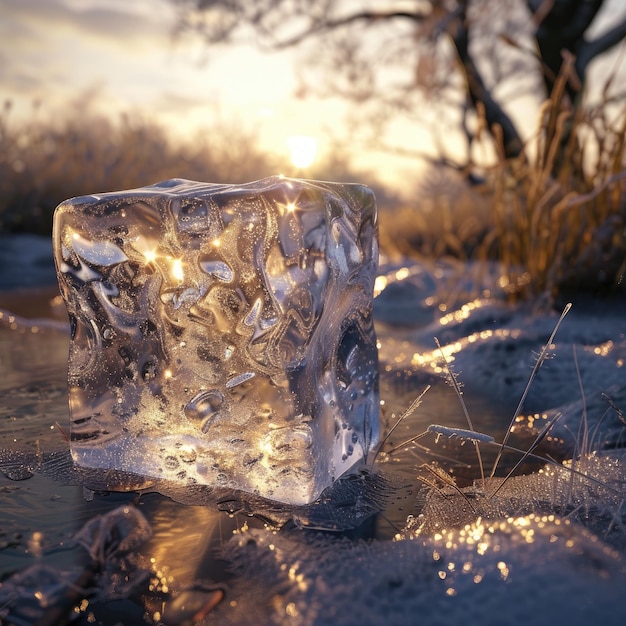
left=209, top=326, right=626, bottom=626
left=2, top=254, right=626, bottom=624
left=427, top=424, right=495, bottom=444
left=201, top=293, right=626, bottom=626
left=409, top=452, right=626, bottom=550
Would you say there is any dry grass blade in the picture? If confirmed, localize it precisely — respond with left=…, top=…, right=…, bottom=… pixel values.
left=489, top=411, right=563, bottom=499
left=434, top=337, right=487, bottom=486
left=420, top=462, right=476, bottom=513
left=373, top=385, right=431, bottom=460
left=601, top=392, right=626, bottom=426
left=490, top=302, right=572, bottom=478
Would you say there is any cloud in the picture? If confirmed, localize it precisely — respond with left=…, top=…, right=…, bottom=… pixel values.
left=0, top=0, right=179, bottom=104
left=2, top=0, right=173, bottom=52
left=0, top=0, right=300, bottom=149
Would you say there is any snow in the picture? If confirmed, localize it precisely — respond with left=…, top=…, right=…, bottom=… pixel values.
left=0, top=251, right=624, bottom=624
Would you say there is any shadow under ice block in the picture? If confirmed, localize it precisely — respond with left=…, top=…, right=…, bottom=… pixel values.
left=53, top=177, right=379, bottom=505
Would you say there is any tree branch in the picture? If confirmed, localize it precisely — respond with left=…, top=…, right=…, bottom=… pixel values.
left=528, top=0, right=603, bottom=41
left=577, top=16, right=626, bottom=75
left=448, top=5, right=523, bottom=159
left=528, top=0, right=605, bottom=96
left=272, top=10, right=430, bottom=48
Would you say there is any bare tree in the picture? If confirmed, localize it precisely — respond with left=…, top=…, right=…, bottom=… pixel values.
left=171, top=0, right=626, bottom=171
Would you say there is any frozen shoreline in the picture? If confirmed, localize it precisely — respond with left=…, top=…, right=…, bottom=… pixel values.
left=0, top=247, right=625, bottom=624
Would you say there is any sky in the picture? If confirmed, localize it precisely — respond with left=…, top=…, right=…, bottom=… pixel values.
left=1, top=0, right=625, bottom=193
left=1, top=0, right=383, bottom=182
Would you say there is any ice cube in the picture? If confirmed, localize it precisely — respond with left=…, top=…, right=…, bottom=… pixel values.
left=53, top=177, right=379, bottom=505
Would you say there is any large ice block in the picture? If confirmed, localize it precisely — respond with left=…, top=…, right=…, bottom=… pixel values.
left=53, top=177, right=379, bottom=505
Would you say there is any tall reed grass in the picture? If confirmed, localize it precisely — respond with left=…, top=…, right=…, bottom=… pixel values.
left=0, top=101, right=385, bottom=238
left=381, top=64, right=626, bottom=302
left=483, top=65, right=626, bottom=300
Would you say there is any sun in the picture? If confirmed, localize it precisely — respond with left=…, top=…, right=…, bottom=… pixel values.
left=287, top=135, right=318, bottom=169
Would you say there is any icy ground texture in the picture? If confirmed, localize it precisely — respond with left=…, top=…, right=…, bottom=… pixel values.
left=218, top=515, right=626, bottom=626
left=52, top=177, right=379, bottom=504
left=375, top=262, right=626, bottom=452
left=1, top=258, right=626, bottom=624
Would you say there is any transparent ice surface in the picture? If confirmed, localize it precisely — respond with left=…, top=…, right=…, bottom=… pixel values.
left=53, top=177, right=379, bottom=505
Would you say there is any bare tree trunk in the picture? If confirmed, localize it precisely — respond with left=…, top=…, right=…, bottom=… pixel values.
left=527, top=0, right=626, bottom=174
left=528, top=0, right=604, bottom=104
left=447, top=1, right=524, bottom=160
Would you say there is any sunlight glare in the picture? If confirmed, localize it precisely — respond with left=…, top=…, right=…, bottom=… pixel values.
left=287, top=135, right=317, bottom=169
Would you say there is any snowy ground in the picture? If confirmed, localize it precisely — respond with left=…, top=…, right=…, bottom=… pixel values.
left=0, top=240, right=624, bottom=625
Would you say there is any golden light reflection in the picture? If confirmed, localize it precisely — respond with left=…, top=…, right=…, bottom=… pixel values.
left=410, top=327, right=523, bottom=371
left=515, top=411, right=549, bottom=430
left=287, top=561, right=309, bottom=592
left=276, top=197, right=300, bottom=216
left=497, top=561, right=510, bottom=580
left=395, top=267, right=410, bottom=281
left=171, top=258, right=184, bottom=282
left=592, top=340, right=613, bottom=356
left=373, top=275, right=388, bottom=297
left=438, top=298, right=484, bottom=326
left=374, top=265, right=433, bottom=298
left=258, top=434, right=276, bottom=470
left=399, top=514, right=581, bottom=592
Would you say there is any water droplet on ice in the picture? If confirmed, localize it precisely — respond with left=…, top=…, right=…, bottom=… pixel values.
left=216, top=472, right=228, bottom=485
